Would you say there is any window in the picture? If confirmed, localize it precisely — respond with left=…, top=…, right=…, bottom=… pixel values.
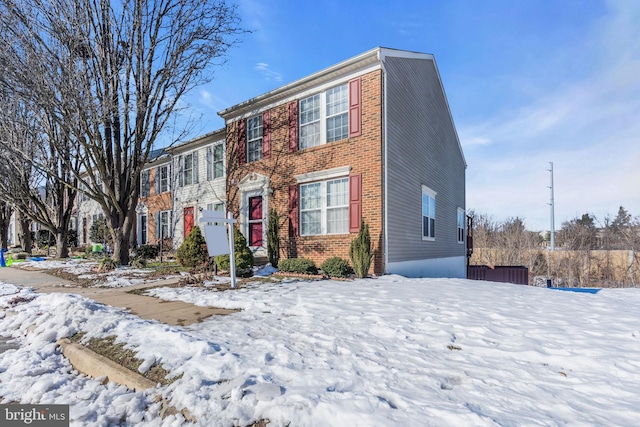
left=156, top=210, right=171, bottom=239
left=140, top=170, right=150, bottom=197
left=157, top=165, right=169, bottom=193
left=457, top=208, right=465, bottom=244
left=298, top=83, right=350, bottom=149
left=300, top=177, right=349, bottom=236
left=183, top=153, right=194, bottom=186
left=207, top=202, right=225, bottom=212
left=207, top=143, right=224, bottom=180
left=299, top=94, right=320, bottom=149
left=422, top=186, right=436, bottom=239
left=140, top=214, right=148, bottom=244
left=78, top=183, right=90, bottom=202
left=326, top=84, right=348, bottom=142
left=247, top=115, right=263, bottom=162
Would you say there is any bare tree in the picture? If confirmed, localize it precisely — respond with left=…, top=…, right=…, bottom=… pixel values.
left=0, top=87, right=79, bottom=257
left=0, top=201, right=12, bottom=249
left=0, top=0, right=243, bottom=264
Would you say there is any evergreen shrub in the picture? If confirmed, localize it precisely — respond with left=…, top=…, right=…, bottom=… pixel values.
left=267, top=208, right=280, bottom=268
left=321, top=257, right=352, bottom=278
left=133, top=244, right=159, bottom=260
left=278, top=258, right=318, bottom=275
left=215, top=229, right=254, bottom=277
left=350, top=221, right=372, bottom=278
left=176, top=226, right=208, bottom=268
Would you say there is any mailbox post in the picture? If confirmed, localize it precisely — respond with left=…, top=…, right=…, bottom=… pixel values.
left=199, top=211, right=238, bottom=288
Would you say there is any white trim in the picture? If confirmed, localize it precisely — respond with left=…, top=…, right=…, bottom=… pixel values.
left=238, top=172, right=270, bottom=193
left=457, top=208, right=465, bottom=244
left=421, top=185, right=436, bottom=241
left=421, top=185, right=437, bottom=198
left=295, top=166, right=351, bottom=184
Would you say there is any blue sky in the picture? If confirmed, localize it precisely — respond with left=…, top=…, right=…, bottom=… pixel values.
left=179, top=0, right=639, bottom=231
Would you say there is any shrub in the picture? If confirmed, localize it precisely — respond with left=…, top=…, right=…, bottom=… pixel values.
left=321, top=257, right=352, bottom=278
left=99, top=257, right=119, bottom=272
left=67, top=229, right=78, bottom=247
left=133, top=244, right=159, bottom=260
left=350, top=220, right=372, bottom=278
left=176, top=226, right=208, bottom=268
left=36, top=230, right=56, bottom=248
left=267, top=208, right=280, bottom=268
left=215, top=229, right=254, bottom=277
left=89, top=217, right=113, bottom=244
left=130, top=257, right=147, bottom=268
left=278, top=258, right=318, bottom=275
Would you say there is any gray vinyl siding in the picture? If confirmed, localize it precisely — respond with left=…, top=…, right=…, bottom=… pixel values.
left=385, top=56, right=466, bottom=263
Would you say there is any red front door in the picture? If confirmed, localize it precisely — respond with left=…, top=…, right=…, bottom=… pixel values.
left=184, top=207, right=194, bottom=238
left=248, top=196, right=263, bottom=246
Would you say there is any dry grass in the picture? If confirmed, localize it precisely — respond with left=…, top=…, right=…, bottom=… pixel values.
left=69, top=334, right=180, bottom=386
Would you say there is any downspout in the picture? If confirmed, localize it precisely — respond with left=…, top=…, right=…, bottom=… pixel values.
left=378, top=50, right=389, bottom=274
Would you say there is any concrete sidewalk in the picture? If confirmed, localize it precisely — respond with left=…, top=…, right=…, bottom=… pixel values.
left=0, top=266, right=237, bottom=326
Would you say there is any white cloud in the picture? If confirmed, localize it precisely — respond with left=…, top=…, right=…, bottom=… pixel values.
left=254, top=62, right=283, bottom=82
left=462, top=2, right=640, bottom=230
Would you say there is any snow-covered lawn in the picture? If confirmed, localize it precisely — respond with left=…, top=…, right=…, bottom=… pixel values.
left=1, top=260, right=639, bottom=426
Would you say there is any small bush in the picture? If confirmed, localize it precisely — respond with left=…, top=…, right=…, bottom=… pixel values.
left=350, top=220, right=372, bottom=278
left=130, top=257, right=147, bottom=268
left=99, top=258, right=119, bottom=272
left=133, top=244, right=159, bottom=260
left=321, top=257, right=352, bottom=278
left=36, top=230, right=56, bottom=248
left=278, top=258, right=318, bottom=275
left=215, top=229, right=254, bottom=277
left=267, top=208, right=280, bottom=268
left=176, top=226, right=208, bottom=268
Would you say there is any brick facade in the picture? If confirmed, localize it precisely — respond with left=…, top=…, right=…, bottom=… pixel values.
left=226, top=70, right=385, bottom=274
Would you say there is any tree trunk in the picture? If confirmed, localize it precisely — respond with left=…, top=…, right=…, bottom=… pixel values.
left=55, top=229, right=69, bottom=258
left=17, top=211, right=32, bottom=254
left=0, top=203, right=11, bottom=249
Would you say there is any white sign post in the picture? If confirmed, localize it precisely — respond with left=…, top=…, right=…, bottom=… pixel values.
left=199, top=211, right=238, bottom=288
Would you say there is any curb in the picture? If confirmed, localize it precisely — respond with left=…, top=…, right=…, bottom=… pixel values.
left=56, top=338, right=196, bottom=422
left=57, top=338, right=157, bottom=391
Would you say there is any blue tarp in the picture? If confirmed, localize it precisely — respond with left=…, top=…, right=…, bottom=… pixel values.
left=549, top=287, right=601, bottom=294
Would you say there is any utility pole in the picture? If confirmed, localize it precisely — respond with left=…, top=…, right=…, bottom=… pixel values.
left=548, top=162, right=555, bottom=251
left=546, top=162, right=555, bottom=287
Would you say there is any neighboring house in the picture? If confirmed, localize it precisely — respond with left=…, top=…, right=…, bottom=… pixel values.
left=136, top=149, right=173, bottom=248
left=169, top=128, right=226, bottom=248
left=219, top=47, right=466, bottom=277
left=75, top=179, right=104, bottom=247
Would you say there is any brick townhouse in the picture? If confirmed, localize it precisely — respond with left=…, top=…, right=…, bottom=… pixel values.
left=219, top=47, right=467, bottom=277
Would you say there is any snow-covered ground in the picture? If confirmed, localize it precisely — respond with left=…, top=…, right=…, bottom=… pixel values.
left=1, top=260, right=640, bottom=426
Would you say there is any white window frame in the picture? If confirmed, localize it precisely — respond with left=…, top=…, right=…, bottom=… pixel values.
left=298, top=83, right=349, bottom=150
left=300, top=177, right=349, bottom=236
left=157, top=210, right=171, bottom=239
left=325, top=84, right=349, bottom=143
left=139, top=214, right=148, bottom=245
left=183, top=153, right=194, bottom=186
left=247, top=115, right=263, bottom=163
left=207, top=202, right=225, bottom=212
left=158, top=165, right=170, bottom=193
left=140, top=169, right=150, bottom=197
left=457, top=208, right=465, bottom=244
left=207, top=142, right=224, bottom=180
left=422, top=185, right=436, bottom=240
left=299, top=94, right=321, bottom=149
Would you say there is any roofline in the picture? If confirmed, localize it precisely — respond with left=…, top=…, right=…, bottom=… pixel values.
left=218, top=47, right=389, bottom=119
left=167, top=127, right=226, bottom=155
